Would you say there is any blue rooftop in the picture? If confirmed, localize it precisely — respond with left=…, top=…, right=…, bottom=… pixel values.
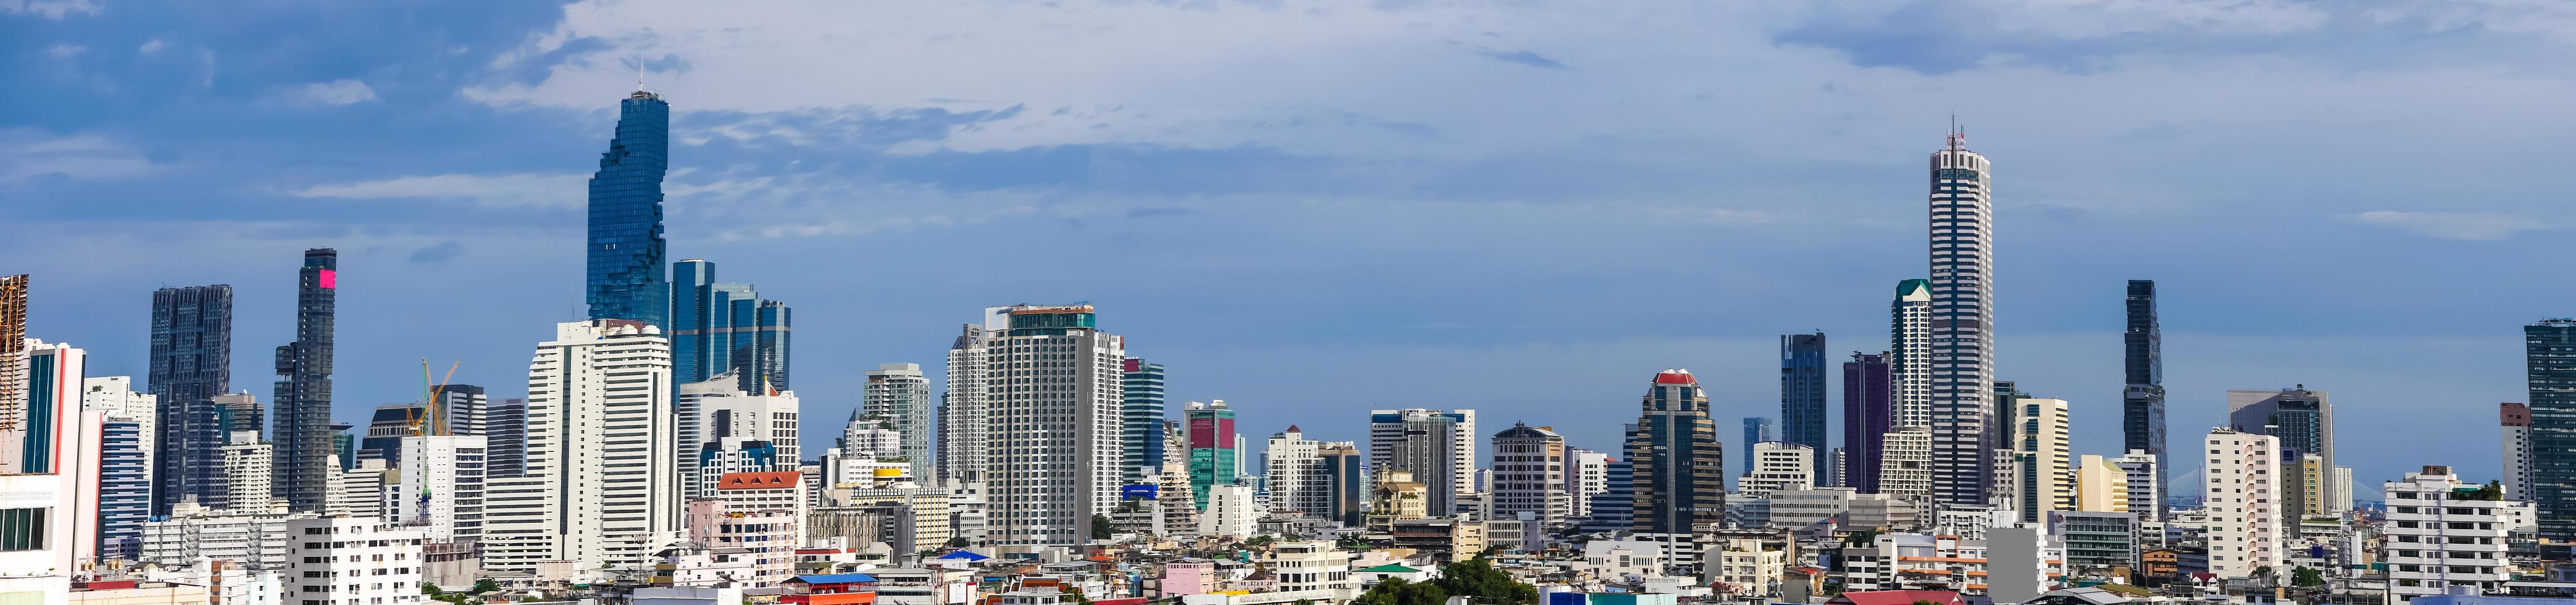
left=792, top=574, right=878, bottom=585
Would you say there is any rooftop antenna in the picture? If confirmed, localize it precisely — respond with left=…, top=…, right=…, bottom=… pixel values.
left=1946, top=114, right=1967, bottom=151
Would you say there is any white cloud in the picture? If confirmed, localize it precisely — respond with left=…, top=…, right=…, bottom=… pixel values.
left=0, top=129, right=156, bottom=183
left=281, top=79, right=379, bottom=106
left=46, top=43, right=83, bottom=59
left=138, top=39, right=165, bottom=54
left=0, top=0, right=100, bottom=19
left=289, top=173, right=587, bottom=208
left=2352, top=211, right=2559, bottom=240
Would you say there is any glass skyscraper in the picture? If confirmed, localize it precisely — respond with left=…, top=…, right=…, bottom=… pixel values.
left=1843, top=352, right=1892, bottom=493
left=1740, top=417, right=1772, bottom=478
left=149, top=284, right=233, bottom=516
left=2122, top=279, right=2167, bottom=509
left=1185, top=399, right=1238, bottom=510
left=2528, top=319, right=2576, bottom=538
left=272, top=248, right=337, bottom=512
left=669, top=259, right=791, bottom=394
left=1780, top=332, right=1828, bottom=475
left=1628, top=369, right=1723, bottom=535
left=1122, top=358, right=1167, bottom=485
left=587, top=89, right=671, bottom=329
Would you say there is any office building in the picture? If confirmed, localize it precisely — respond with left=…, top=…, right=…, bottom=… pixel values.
left=270, top=248, right=336, bottom=512
left=1565, top=448, right=1609, bottom=520
left=675, top=374, right=800, bottom=499
left=1927, top=127, right=1998, bottom=506
left=282, top=517, right=426, bottom=605
left=484, top=397, right=527, bottom=478
left=1122, top=359, right=1166, bottom=485
left=359, top=403, right=423, bottom=465
left=483, top=320, right=680, bottom=574
left=2204, top=428, right=2283, bottom=579
left=2502, top=403, right=2533, bottom=499
left=148, top=284, right=233, bottom=517
left=329, top=458, right=385, bottom=520
left=2011, top=397, right=2072, bottom=522
left=1769, top=487, right=1917, bottom=529
left=98, top=416, right=149, bottom=560
left=1843, top=352, right=1892, bottom=493
left=390, top=435, right=486, bottom=542
left=862, top=363, right=932, bottom=479
left=1185, top=399, right=1239, bottom=510
left=1740, top=417, right=1772, bottom=479
left=2051, top=511, right=2141, bottom=573
left=2114, top=451, right=2162, bottom=522
left=1580, top=457, right=1635, bottom=533
left=668, top=259, right=791, bottom=393
left=2530, top=319, right=2576, bottom=538
left=219, top=432, right=275, bottom=512
left=976, top=304, right=1126, bottom=555
left=1379, top=411, right=1459, bottom=516
left=2227, top=387, right=2335, bottom=483
left=2383, top=465, right=2527, bottom=603
left=1369, top=408, right=1477, bottom=503
left=428, top=383, right=486, bottom=437
left=2074, top=454, right=2128, bottom=512
left=936, top=323, right=990, bottom=485
left=1311, top=443, right=1363, bottom=527
left=1628, top=369, right=1724, bottom=534
left=1490, top=422, right=1570, bottom=525
left=1882, top=279, right=1935, bottom=502
left=1264, top=426, right=1327, bottom=517
left=1780, top=332, right=1828, bottom=475
left=1740, top=441, right=1816, bottom=499
left=0, top=365, right=106, bottom=604
left=81, top=377, right=156, bottom=484
left=2122, top=280, right=2167, bottom=512
left=586, top=88, right=671, bottom=329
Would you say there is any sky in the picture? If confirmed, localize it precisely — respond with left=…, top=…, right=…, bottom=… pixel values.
left=7, top=0, right=2574, bottom=498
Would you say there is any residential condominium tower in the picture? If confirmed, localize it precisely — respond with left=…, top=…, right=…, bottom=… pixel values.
left=2009, top=397, right=2072, bottom=522
left=1491, top=422, right=1570, bottom=525
left=1927, top=127, right=1999, bottom=506
left=1740, top=417, right=1772, bottom=480
left=936, top=323, right=990, bottom=485
left=1780, top=333, right=1828, bottom=475
left=1880, top=279, right=1934, bottom=501
left=978, top=304, right=1126, bottom=555
left=1627, top=369, right=1724, bottom=534
left=2121, top=280, right=2167, bottom=512
left=1368, top=408, right=1477, bottom=503
left=2227, top=387, right=2335, bottom=486
left=483, top=320, right=680, bottom=572
left=147, top=284, right=233, bottom=516
left=586, top=88, right=670, bottom=329
left=2527, top=319, right=2576, bottom=538
left=2204, top=428, right=2283, bottom=579
left=863, top=363, right=933, bottom=479
left=669, top=259, right=792, bottom=394
left=272, top=248, right=336, bottom=512
left=2502, top=403, right=2533, bottom=499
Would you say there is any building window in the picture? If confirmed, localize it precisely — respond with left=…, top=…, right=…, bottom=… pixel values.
left=0, top=508, right=46, bottom=551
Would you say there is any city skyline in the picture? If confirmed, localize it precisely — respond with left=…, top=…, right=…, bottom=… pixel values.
left=7, top=1, right=2569, bottom=499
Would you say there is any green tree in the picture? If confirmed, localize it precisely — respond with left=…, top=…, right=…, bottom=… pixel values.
left=2252, top=565, right=2277, bottom=586
left=1434, top=557, right=1539, bottom=605
left=946, top=536, right=970, bottom=548
left=2467, top=481, right=2504, bottom=501
left=420, top=583, right=443, bottom=596
left=1092, top=514, right=1114, bottom=539
left=1248, top=535, right=1277, bottom=546
left=1354, top=578, right=1448, bottom=605
left=470, top=579, right=500, bottom=595
left=2293, top=567, right=2325, bottom=586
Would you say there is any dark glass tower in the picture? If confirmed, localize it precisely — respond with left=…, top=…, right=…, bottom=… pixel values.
left=1121, top=358, right=1167, bottom=485
left=272, top=248, right=336, bottom=512
left=669, top=259, right=791, bottom=393
left=2528, top=319, right=2576, bottom=539
left=1780, top=332, right=1828, bottom=474
left=1740, top=417, right=1772, bottom=478
left=587, top=89, right=670, bottom=329
left=1843, top=352, right=1893, bottom=493
left=148, top=284, right=233, bottom=516
left=2121, top=280, right=2167, bottom=509
left=1627, top=369, right=1723, bottom=535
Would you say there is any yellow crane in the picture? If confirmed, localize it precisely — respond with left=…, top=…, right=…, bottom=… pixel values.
left=412, top=359, right=461, bottom=436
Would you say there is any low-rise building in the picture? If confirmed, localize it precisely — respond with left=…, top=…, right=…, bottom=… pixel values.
left=2383, top=465, right=2526, bottom=603
left=282, top=517, right=427, bottom=605
left=1706, top=538, right=1787, bottom=598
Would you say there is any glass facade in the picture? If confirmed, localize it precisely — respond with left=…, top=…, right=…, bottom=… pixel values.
left=2526, top=319, right=2576, bottom=538
left=1121, top=359, right=1167, bottom=485
left=1843, top=352, right=1892, bottom=493
left=98, top=417, right=148, bottom=559
left=586, top=90, right=670, bottom=329
left=669, top=260, right=791, bottom=394
left=1629, top=370, right=1724, bottom=534
left=1780, top=332, right=1828, bottom=476
left=2122, top=280, right=2167, bottom=514
left=148, top=284, right=232, bottom=517
left=272, top=248, right=336, bottom=512
left=1186, top=401, right=1237, bottom=510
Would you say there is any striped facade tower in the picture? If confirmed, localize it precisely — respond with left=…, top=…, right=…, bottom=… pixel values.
left=1927, top=127, right=1998, bottom=506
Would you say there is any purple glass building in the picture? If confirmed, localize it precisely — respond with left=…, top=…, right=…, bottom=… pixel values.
left=1842, top=352, right=1893, bottom=493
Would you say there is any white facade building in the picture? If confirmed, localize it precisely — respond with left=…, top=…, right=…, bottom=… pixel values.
left=1706, top=538, right=1786, bottom=598
left=81, top=376, right=157, bottom=476
left=675, top=374, right=800, bottom=499
left=1926, top=129, right=1997, bottom=506
left=390, top=435, right=486, bottom=541
left=2382, top=465, right=2527, bottom=603
left=1490, top=422, right=1569, bottom=525
left=2204, top=428, right=2283, bottom=579
left=1739, top=441, right=1815, bottom=499
left=328, top=458, right=386, bottom=520
left=0, top=338, right=101, bottom=604
left=977, top=304, right=1125, bottom=556
left=220, top=431, right=277, bottom=512
left=683, top=471, right=807, bottom=587
left=863, top=363, right=934, bottom=480
left=935, top=324, right=989, bottom=485
left=1200, top=484, right=1259, bottom=540
left=1264, top=427, right=1327, bottom=517
left=2010, top=397, right=2072, bottom=521
left=1368, top=408, right=1477, bottom=502
left=140, top=503, right=306, bottom=570
left=2112, top=451, right=2161, bottom=521
left=2501, top=403, right=2533, bottom=499
left=1259, top=541, right=1357, bottom=601
left=484, top=320, right=680, bottom=574
left=1564, top=449, right=1609, bottom=520
left=282, top=517, right=426, bottom=605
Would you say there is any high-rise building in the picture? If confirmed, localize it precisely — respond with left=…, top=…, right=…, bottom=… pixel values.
left=586, top=88, right=670, bottom=329
left=1121, top=359, right=1166, bottom=485
left=271, top=248, right=337, bottom=512
left=668, top=259, right=792, bottom=393
left=936, top=323, right=990, bottom=485
left=96, top=416, right=148, bottom=560
left=1368, top=408, right=1476, bottom=503
left=360, top=403, right=424, bottom=465
left=1319, top=443, right=1367, bottom=527
left=430, top=384, right=486, bottom=438
left=1927, top=127, right=1998, bottom=506
left=483, top=320, right=679, bottom=572
left=1491, top=422, right=1569, bottom=525
left=1582, top=457, right=1636, bottom=533
left=218, top=431, right=274, bottom=512
left=2502, top=403, right=2533, bottom=499
left=864, top=363, right=933, bottom=479
left=2073, top=454, right=2128, bottom=512
left=1380, top=414, right=1461, bottom=516
left=2227, top=387, right=2335, bottom=485
left=1740, top=441, right=1816, bottom=499
left=2010, top=397, right=2072, bottom=522
left=147, top=284, right=233, bottom=517
left=675, top=375, right=800, bottom=499
left=2383, top=465, right=2528, bottom=603
left=1186, top=400, right=1240, bottom=510
left=390, top=435, right=487, bottom=542
left=1780, top=333, right=1828, bottom=475
left=2527, top=318, right=2576, bottom=538
left=4, top=339, right=86, bottom=475
left=2121, top=280, right=2167, bottom=513
left=2204, top=428, right=2283, bottom=579
left=1565, top=448, right=1609, bottom=520
left=974, top=304, right=1125, bottom=555
left=1264, top=426, right=1327, bottom=517
left=2332, top=466, right=2353, bottom=513
left=1882, top=280, right=1934, bottom=502
left=1628, top=370, right=1724, bottom=535
left=2112, top=451, right=2161, bottom=522
left=1740, top=417, right=1772, bottom=480
left=0, top=275, right=19, bottom=422
left=484, top=397, right=527, bottom=478
left=81, top=377, right=156, bottom=484
left=1843, top=353, right=1892, bottom=493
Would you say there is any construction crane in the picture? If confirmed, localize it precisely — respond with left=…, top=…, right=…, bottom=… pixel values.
left=412, top=359, right=461, bottom=436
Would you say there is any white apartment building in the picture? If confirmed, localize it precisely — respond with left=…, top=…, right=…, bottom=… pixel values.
left=2075, top=454, right=2128, bottom=512
left=1490, top=422, right=1569, bottom=525
left=1706, top=538, right=1786, bottom=597
left=2501, top=403, right=2532, bottom=499
left=2011, top=397, right=2072, bottom=522
left=675, top=374, right=800, bottom=499
left=1201, top=484, right=1259, bottom=540
left=141, top=503, right=306, bottom=570
left=1260, top=540, right=1357, bottom=601
left=1769, top=488, right=1917, bottom=530
left=1264, top=427, right=1327, bottom=518
left=936, top=324, right=990, bottom=485
left=1740, top=441, right=1815, bottom=499
left=1369, top=408, right=1477, bottom=501
left=2383, top=465, right=2528, bottom=603
left=484, top=320, right=680, bottom=574
left=1564, top=449, right=1609, bottom=520
left=2204, top=428, right=2283, bottom=578
left=81, top=376, right=157, bottom=474
left=221, top=431, right=277, bottom=513
left=975, top=304, right=1126, bottom=556
left=282, top=517, right=426, bottom=605
left=1924, top=129, right=1998, bottom=507
left=329, top=459, right=385, bottom=520
left=863, top=363, right=934, bottom=480
left=390, top=435, right=486, bottom=541
left=1838, top=532, right=2066, bottom=596
left=2113, top=451, right=2161, bottom=521
left=0, top=338, right=101, bottom=604
left=683, top=471, right=807, bottom=587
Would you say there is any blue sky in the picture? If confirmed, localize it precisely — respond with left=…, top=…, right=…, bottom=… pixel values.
left=8, top=0, right=2572, bottom=496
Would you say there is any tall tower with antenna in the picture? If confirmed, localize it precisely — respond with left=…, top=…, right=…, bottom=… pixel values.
left=1927, top=122, right=1998, bottom=505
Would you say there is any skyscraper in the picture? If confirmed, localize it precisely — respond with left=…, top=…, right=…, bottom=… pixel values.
left=147, top=284, right=232, bottom=516
left=2226, top=387, right=2335, bottom=483
left=272, top=248, right=336, bottom=512
left=1490, top=422, right=1569, bottom=525
left=2503, top=402, right=2533, bottom=499
left=1185, top=399, right=1239, bottom=510
left=586, top=88, right=670, bottom=329
left=668, top=259, right=793, bottom=394
left=4, top=340, right=83, bottom=474
left=483, top=320, right=679, bottom=572
left=936, top=323, right=990, bottom=485
left=1780, top=332, right=1827, bottom=475
left=862, top=363, right=932, bottom=479
left=1263, top=426, right=1328, bottom=517
left=1740, top=417, right=1772, bottom=479
left=1121, top=359, right=1167, bottom=485
left=1927, top=127, right=1998, bottom=506
left=1627, top=369, right=1724, bottom=535
left=977, top=304, right=1125, bottom=555
left=1318, top=443, right=1367, bottom=527
left=1881, top=279, right=1934, bottom=501
left=1843, top=352, right=1892, bottom=493
left=431, top=384, right=488, bottom=438
left=1367, top=408, right=1477, bottom=503
left=2204, top=428, right=2283, bottom=578
left=0, top=275, right=21, bottom=441
left=2523, top=319, right=2576, bottom=538
left=2009, top=396, right=2071, bottom=522
left=2121, top=279, right=2167, bottom=512
left=484, top=397, right=528, bottom=478
left=675, top=374, right=799, bottom=498
left=1382, top=414, right=1459, bottom=516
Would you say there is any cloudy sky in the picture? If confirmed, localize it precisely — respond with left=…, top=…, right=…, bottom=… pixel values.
left=9, top=0, right=2571, bottom=496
